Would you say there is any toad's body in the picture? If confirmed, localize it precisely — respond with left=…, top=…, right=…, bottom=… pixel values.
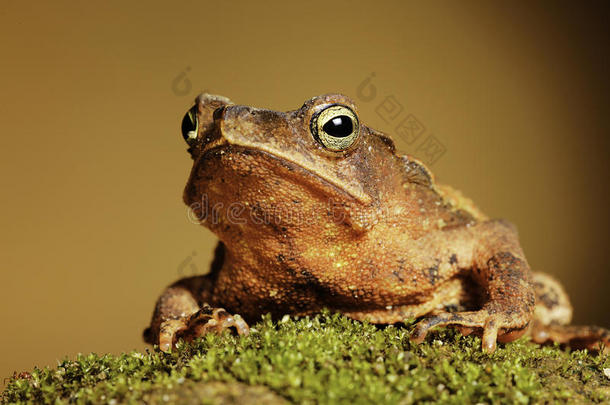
left=145, top=94, right=609, bottom=353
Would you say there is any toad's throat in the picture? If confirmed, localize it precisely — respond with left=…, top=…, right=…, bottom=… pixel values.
left=200, top=144, right=372, bottom=205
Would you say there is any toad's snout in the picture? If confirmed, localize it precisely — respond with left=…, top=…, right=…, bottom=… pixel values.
left=180, top=93, right=234, bottom=149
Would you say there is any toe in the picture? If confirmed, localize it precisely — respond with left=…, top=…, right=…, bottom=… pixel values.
left=233, top=314, right=250, bottom=336
left=410, top=321, right=431, bottom=344
left=212, top=309, right=250, bottom=335
left=409, top=310, right=521, bottom=353
left=158, top=319, right=187, bottom=352
left=410, top=315, right=453, bottom=344
left=482, top=318, right=499, bottom=353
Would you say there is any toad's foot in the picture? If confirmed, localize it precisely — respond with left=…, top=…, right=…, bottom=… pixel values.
left=146, top=304, right=249, bottom=352
left=402, top=221, right=535, bottom=353
left=144, top=270, right=250, bottom=352
left=530, top=322, right=610, bottom=354
left=178, top=304, right=250, bottom=343
left=410, top=309, right=529, bottom=353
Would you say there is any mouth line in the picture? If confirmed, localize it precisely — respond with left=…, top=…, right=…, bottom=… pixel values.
left=200, top=144, right=371, bottom=205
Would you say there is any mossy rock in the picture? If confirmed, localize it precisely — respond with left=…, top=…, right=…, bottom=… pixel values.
left=141, top=381, right=287, bottom=404
left=2, top=312, right=609, bottom=404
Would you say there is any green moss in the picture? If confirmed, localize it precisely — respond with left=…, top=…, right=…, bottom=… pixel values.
left=3, top=312, right=609, bottom=404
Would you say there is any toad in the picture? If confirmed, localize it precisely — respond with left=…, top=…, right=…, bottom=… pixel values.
left=145, top=93, right=609, bottom=353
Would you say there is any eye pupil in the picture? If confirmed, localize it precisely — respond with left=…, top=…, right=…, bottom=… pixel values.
left=310, top=104, right=359, bottom=151
left=322, top=115, right=353, bottom=137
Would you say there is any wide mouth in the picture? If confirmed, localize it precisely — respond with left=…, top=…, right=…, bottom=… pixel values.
left=199, top=144, right=367, bottom=205
left=184, top=93, right=373, bottom=206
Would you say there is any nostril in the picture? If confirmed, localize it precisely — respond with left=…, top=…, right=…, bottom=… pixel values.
left=212, top=106, right=225, bottom=121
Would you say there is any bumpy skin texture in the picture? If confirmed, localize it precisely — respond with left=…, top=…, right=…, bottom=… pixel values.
left=144, top=94, right=609, bottom=354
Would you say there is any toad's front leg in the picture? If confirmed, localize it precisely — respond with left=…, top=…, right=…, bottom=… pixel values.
left=410, top=220, right=536, bottom=352
left=143, top=275, right=249, bottom=352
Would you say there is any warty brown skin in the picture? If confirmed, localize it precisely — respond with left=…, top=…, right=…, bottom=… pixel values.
left=144, top=93, right=609, bottom=354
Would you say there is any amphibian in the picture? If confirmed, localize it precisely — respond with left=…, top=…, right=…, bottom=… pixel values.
left=145, top=93, right=609, bottom=353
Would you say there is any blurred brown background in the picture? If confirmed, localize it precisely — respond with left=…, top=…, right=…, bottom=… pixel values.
left=1, top=0, right=609, bottom=382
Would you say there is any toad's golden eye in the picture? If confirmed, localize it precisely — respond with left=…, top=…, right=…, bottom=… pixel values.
left=310, top=105, right=360, bottom=151
left=180, top=104, right=199, bottom=145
